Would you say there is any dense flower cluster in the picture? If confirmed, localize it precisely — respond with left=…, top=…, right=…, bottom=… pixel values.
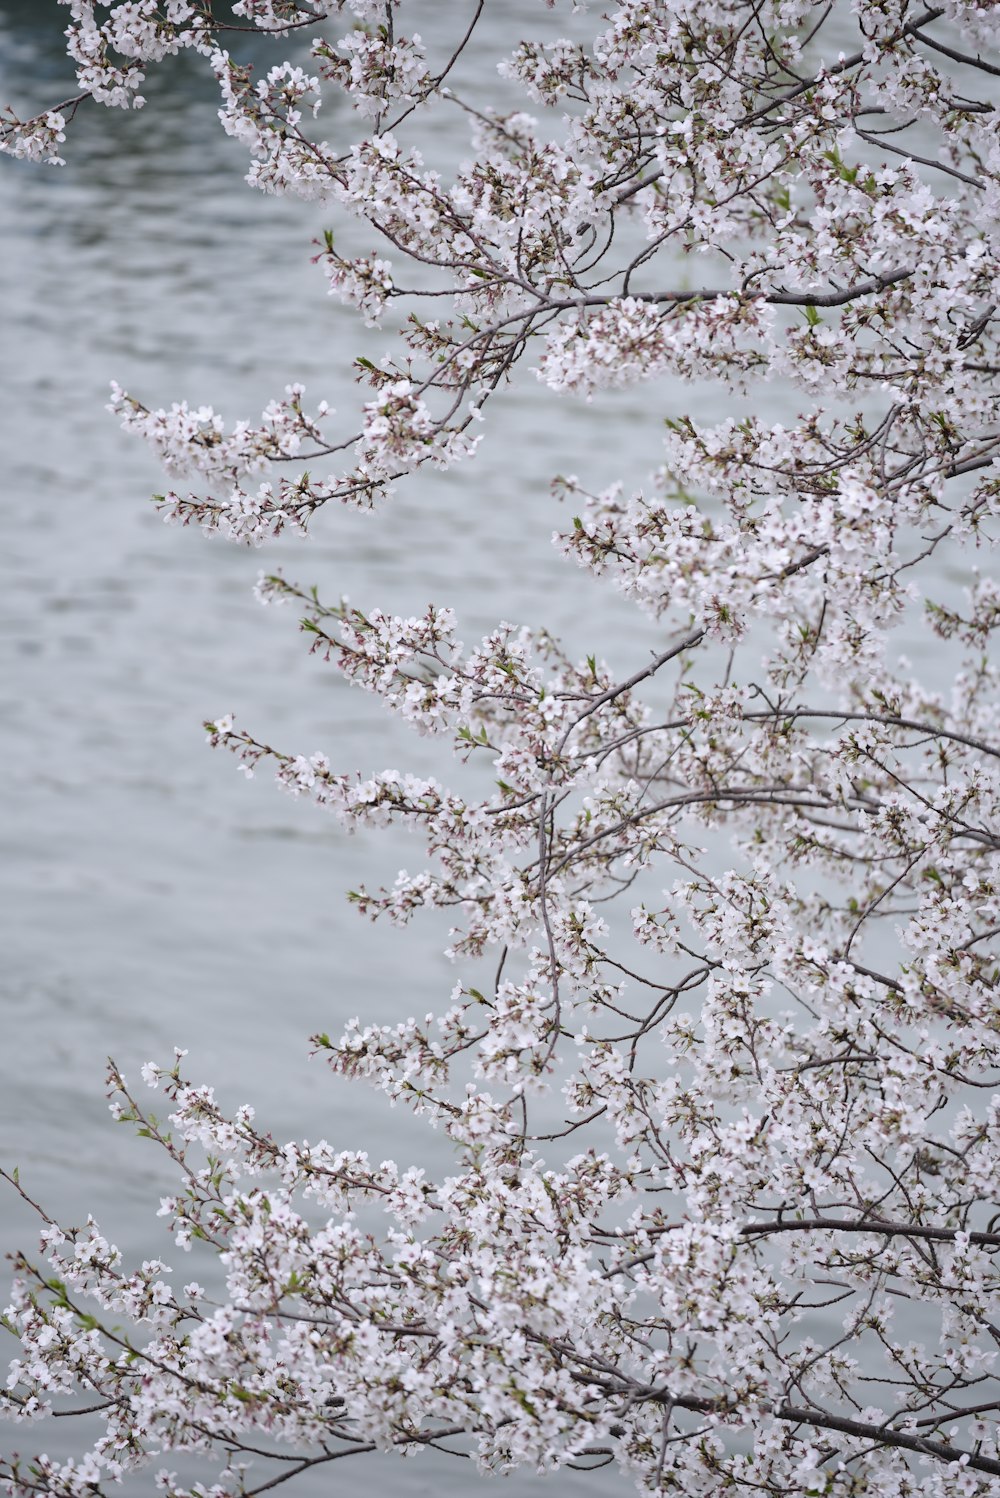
left=3, top=3, right=1000, bottom=1496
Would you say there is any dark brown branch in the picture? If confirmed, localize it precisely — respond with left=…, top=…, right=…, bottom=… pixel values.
left=744, top=706, right=1000, bottom=763
left=545, top=268, right=913, bottom=314
left=740, top=1216, right=1000, bottom=1247
left=609, top=1215, right=999, bottom=1278
left=855, top=128, right=984, bottom=190
left=738, top=8, right=946, bottom=125
left=772, top=1403, right=1000, bottom=1477
left=592, top=1384, right=1000, bottom=1479
left=912, top=23, right=1000, bottom=78
left=558, top=626, right=705, bottom=753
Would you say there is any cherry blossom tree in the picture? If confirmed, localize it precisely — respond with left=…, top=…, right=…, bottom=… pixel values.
left=4, top=1, right=1000, bottom=1494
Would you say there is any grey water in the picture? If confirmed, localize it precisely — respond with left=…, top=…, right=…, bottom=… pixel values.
left=0, top=3, right=964, bottom=1493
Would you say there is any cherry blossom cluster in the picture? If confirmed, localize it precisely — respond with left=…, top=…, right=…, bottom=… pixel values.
left=4, top=4, right=1000, bottom=1497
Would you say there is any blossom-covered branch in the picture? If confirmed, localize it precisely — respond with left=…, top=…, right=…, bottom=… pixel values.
left=3, top=2, right=1000, bottom=1496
